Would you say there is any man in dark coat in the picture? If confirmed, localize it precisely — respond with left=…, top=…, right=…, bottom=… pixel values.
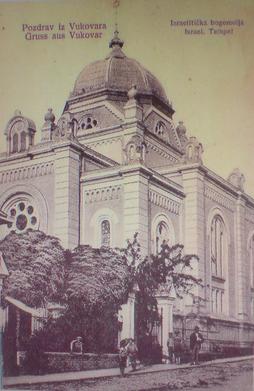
left=189, top=326, right=204, bottom=365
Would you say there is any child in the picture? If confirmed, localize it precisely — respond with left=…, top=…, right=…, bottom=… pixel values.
left=119, top=343, right=128, bottom=377
left=126, top=339, right=138, bottom=371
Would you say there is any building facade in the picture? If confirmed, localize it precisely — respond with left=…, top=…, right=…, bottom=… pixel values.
left=1, top=32, right=254, bottom=352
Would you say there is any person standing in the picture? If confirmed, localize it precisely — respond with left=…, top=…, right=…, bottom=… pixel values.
left=173, top=330, right=182, bottom=365
left=167, top=332, right=174, bottom=363
left=189, top=326, right=204, bottom=365
left=119, top=342, right=128, bottom=377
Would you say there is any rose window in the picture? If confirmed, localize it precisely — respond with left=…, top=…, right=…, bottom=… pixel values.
left=79, top=117, right=98, bottom=130
left=6, top=200, right=39, bottom=232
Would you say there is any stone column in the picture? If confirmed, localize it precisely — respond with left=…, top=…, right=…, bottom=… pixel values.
left=157, top=294, right=175, bottom=355
left=118, top=292, right=136, bottom=342
left=54, top=143, right=81, bottom=249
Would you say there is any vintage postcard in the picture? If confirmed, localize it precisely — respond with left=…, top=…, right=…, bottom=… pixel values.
left=0, top=0, right=253, bottom=390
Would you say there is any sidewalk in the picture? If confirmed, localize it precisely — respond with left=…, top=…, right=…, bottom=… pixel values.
left=3, top=355, right=254, bottom=388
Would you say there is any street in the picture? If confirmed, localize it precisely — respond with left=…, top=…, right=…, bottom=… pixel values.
left=6, top=359, right=253, bottom=391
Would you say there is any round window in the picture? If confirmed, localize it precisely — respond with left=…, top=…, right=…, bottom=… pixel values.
left=5, top=200, right=39, bottom=233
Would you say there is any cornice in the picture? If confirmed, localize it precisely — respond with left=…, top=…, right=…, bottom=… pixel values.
left=83, top=184, right=122, bottom=204
left=204, top=184, right=235, bottom=212
left=81, top=163, right=185, bottom=198
left=0, top=161, right=54, bottom=184
left=149, top=189, right=180, bottom=215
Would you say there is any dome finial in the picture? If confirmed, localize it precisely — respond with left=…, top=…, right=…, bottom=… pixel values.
left=109, top=28, right=124, bottom=49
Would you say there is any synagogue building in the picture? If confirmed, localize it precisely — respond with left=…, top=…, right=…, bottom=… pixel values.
left=1, top=32, right=254, bottom=353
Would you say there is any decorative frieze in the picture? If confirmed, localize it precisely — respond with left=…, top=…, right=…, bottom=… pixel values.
left=204, top=185, right=235, bottom=211
left=84, top=185, right=122, bottom=204
left=0, top=162, right=54, bottom=184
left=149, top=190, right=180, bottom=215
left=146, top=141, right=178, bottom=163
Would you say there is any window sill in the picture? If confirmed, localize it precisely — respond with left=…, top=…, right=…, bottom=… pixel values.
left=212, top=275, right=225, bottom=283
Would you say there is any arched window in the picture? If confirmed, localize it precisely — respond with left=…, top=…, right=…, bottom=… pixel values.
left=155, top=221, right=169, bottom=254
left=12, top=133, right=19, bottom=153
left=20, top=131, right=26, bottom=151
left=210, top=214, right=228, bottom=314
left=101, top=220, right=110, bottom=247
left=211, top=215, right=225, bottom=277
left=155, top=121, right=166, bottom=137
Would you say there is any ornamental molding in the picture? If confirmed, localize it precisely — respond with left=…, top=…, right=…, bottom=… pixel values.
left=0, top=162, right=54, bottom=184
left=149, top=190, right=180, bottom=215
left=204, top=185, right=235, bottom=211
left=86, top=136, right=122, bottom=149
left=84, top=185, right=122, bottom=204
left=146, top=141, right=178, bottom=163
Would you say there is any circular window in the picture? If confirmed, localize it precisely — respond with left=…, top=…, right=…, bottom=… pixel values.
left=19, top=202, right=25, bottom=211
left=10, top=208, right=16, bottom=216
left=31, top=216, right=37, bottom=225
left=16, top=214, right=28, bottom=230
left=5, top=199, right=39, bottom=233
left=27, top=205, right=34, bottom=215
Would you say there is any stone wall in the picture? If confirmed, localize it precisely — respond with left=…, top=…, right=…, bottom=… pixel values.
left=46, top=352, right=119, bottom=373
left=20, top=352, right=119, bottom=374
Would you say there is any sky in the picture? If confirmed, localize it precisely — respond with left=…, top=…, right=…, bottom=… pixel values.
left=0, top=0, right=254, bottom=195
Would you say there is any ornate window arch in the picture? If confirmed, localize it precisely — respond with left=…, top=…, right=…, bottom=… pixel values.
left=90, top=208, right=119, bottom=248
left=210, top=215, right=225, bottom=277
left=1, top=195, right=39, bottom=234
left=0, top=185, right=48, bottom=240
left=152, top=213, right=175, bottom=255
left=207, top=209, right=229, bottom=315
left=101, top=219, right=111, bottom=247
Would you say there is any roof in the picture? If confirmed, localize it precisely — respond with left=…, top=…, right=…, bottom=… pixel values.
left=5, top=296, right=43, bottom=317
left=72, top=32, right=170, bottom=107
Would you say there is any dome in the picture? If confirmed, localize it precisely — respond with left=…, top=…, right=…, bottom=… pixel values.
left=72, top=32, right=170, bottom=106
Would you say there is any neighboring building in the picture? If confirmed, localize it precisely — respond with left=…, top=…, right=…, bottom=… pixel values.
left=1, top=31, right=254, bottom=353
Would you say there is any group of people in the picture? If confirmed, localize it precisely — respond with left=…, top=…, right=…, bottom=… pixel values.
left=119, top=326, right=204, bottom=376
left=167, top=326, right=204, bottom=365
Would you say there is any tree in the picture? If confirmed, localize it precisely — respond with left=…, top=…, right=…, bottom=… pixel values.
left=0, top=230, right=66, bottom=308
left=123, top=233, right=201, bottom=339
left=65, top=245, right=131, bottom=311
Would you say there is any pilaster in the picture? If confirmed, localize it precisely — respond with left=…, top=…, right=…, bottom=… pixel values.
left=235, top=194, right=248, bottom=320
left=123, top=169, right=149, bottom=255
left=182, top=167, right=205, bottom=302
left=54, top=144, right=80, bottom=249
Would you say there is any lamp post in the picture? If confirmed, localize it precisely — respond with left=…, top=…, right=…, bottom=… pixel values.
left=0, top=252, right=9, bottom=390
